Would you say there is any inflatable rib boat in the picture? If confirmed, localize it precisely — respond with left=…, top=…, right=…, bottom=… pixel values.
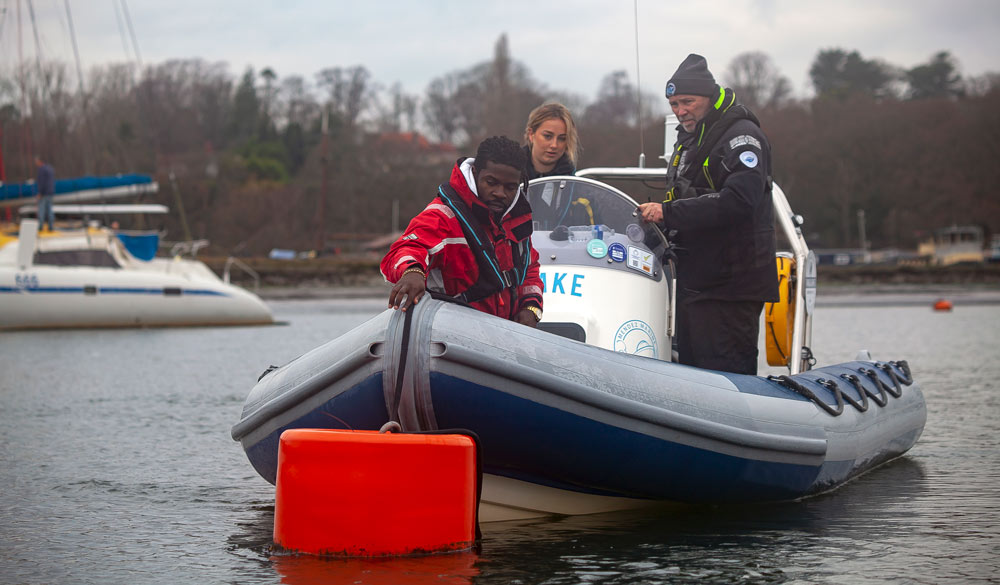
left=232, top=170, right=926, bottom=522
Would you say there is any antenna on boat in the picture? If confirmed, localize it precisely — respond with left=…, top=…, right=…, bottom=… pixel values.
left=633, top=0, right=645, bottom=168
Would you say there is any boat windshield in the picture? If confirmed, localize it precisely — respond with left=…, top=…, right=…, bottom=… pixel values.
left=34, top=250, right=121, bottom=268
left=526, top=176, right=669, bottom=259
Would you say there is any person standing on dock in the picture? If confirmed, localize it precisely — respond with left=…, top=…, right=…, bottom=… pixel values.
left=638, top=54, right=779, bottom=374
left=381, top=136, right=544, bottom=327
left=34, top=155, right=56, bottom=232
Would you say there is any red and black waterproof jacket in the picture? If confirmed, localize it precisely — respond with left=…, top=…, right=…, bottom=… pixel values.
left=380, top=158, right=543, bottom=320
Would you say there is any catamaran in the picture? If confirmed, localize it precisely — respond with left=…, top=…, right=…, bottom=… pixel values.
left=0, top=197, right=273, bottom=330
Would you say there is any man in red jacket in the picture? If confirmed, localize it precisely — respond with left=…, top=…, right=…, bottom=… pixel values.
left=380, top=136, right=543, bottom=327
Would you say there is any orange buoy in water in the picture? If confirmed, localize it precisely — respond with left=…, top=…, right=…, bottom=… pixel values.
left=933, top=299, right=953, bottom=311
left=273, top=428, right=479, bottom=557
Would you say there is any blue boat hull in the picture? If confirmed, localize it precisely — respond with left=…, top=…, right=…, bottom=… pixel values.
left=232, top=299, right=926, bottom=517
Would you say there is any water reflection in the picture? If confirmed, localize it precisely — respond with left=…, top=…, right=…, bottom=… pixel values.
left=480, top=508, right=790, bottom=584
left=474, top=457, right=929, bottom=584
left=271, top=551, right=479, bottom=585
left=224, top=457, right=929, bottom=584
left=228, top=502, right=481, bottom=585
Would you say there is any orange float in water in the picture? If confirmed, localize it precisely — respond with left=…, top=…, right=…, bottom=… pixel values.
left=933, top=299, right=953, bottom=311
left=273, top=428, right=478, bottom=557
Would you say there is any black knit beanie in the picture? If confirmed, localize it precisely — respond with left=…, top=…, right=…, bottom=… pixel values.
left=665, top=54, right=719, bottom=98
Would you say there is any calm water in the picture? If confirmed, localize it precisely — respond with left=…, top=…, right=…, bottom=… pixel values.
left=1, top=296, right=998, bottom=584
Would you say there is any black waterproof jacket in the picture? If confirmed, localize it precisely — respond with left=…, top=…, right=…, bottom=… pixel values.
left=524, top=146, right=576, bottom=180
left=659, top=88, right=779, bottom=302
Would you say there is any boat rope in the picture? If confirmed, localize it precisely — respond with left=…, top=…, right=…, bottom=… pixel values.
left=387, top=296, right=468, bottom=428
left=389, top=304, right=415, bottom=422
left=801, top=345, right=817, bottom=369
left=379, top=421, right=401, bottom=433
left=769, top=360, right=912, bottom=417
left=877, top=359, right=912, bottom=386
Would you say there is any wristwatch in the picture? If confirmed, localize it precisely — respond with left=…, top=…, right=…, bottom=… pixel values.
left=525, top=305, right=542, bottom=322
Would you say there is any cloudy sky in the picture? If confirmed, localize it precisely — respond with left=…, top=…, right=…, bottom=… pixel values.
left=2, top=0, right=998, bottom=102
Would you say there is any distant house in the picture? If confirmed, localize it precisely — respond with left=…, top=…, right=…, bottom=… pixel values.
left=374, top=132, right=457, bottom=166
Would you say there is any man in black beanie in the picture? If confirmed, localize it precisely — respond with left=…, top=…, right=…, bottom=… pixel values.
left=638, top=53, right=779, bottom=375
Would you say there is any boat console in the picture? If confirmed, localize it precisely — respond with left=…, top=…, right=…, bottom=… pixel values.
left=527, top=176, right=674, bottom=361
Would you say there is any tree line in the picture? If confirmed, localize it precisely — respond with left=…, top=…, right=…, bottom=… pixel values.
left=2, top=36, right=998, bottom=254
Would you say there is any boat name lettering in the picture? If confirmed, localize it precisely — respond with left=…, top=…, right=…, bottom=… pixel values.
left=15, top=273, right=39, bottom=289
left=540, top=272, right=584, bottom=297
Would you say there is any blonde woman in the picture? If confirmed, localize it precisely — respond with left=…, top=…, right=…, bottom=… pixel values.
left=523, top=102, right=579, bottom=180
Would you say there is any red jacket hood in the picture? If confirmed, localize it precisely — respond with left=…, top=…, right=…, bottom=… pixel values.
left=448, top=157, right=526, bottom=221
left=448, top=158, right=488, bottom=213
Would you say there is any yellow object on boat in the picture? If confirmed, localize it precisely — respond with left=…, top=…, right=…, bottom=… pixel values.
left=765, top=254, right=795, bottom=367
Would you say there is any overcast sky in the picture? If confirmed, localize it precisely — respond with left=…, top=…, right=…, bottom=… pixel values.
left=2, top=0, right=998, bottom=103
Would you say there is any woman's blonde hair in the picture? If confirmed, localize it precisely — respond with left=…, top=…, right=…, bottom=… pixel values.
left=523, top=102, right=580, bottom=165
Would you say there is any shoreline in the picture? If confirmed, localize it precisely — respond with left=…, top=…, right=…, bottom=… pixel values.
left=213, top=256, right=1000, bottom=306
left=254, top=281, right=1000, bottom=307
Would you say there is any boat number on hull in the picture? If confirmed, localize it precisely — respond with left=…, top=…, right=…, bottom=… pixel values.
left=540, top=272, right=584, bottom=297
left=14, top=273, right=39, bottom=289
left=614, top=320, right=658, bottom=357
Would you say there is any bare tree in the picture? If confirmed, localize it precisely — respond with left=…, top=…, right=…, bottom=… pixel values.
left=423, top=34, right=544, bottom=148
left=315, top=65, right=372, bottom=137
left=965, top=72, right=1000, bottom=97
left=277, top=75, right=319, bottom=128
left=374, top=82, right=417, bottom=133
left=480, top=34, right=544, bottom=140
left=723, top=51, right=792, bottom=110
left=423, top=74, right=462, bottom=144
left=584, top=70, right=635, bottom=126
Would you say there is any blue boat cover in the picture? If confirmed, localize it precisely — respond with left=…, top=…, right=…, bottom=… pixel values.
left=116, top=232, right=160, bottom=261
left=0, top=174, right=153, bottom=201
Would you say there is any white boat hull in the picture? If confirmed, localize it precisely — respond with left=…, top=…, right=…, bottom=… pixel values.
left=480, top=474, right=662, bottom=522
left=0, top=263, right=272, bottom=329
left=1, top=220, right=273, bottom=330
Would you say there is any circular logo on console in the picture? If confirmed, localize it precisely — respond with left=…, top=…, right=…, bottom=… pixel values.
left=608, top=242, right=627, bottom=262
left=587, top=238, right=608, bottom=258
left=614, top=319, right=658, bottom=357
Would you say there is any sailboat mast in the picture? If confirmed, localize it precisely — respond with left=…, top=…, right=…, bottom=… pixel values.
left=17, top=0, right=33, bottom=170
left=25, top=0, right=50, bottom=158
left=64, top=0, right=95, bottom=174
